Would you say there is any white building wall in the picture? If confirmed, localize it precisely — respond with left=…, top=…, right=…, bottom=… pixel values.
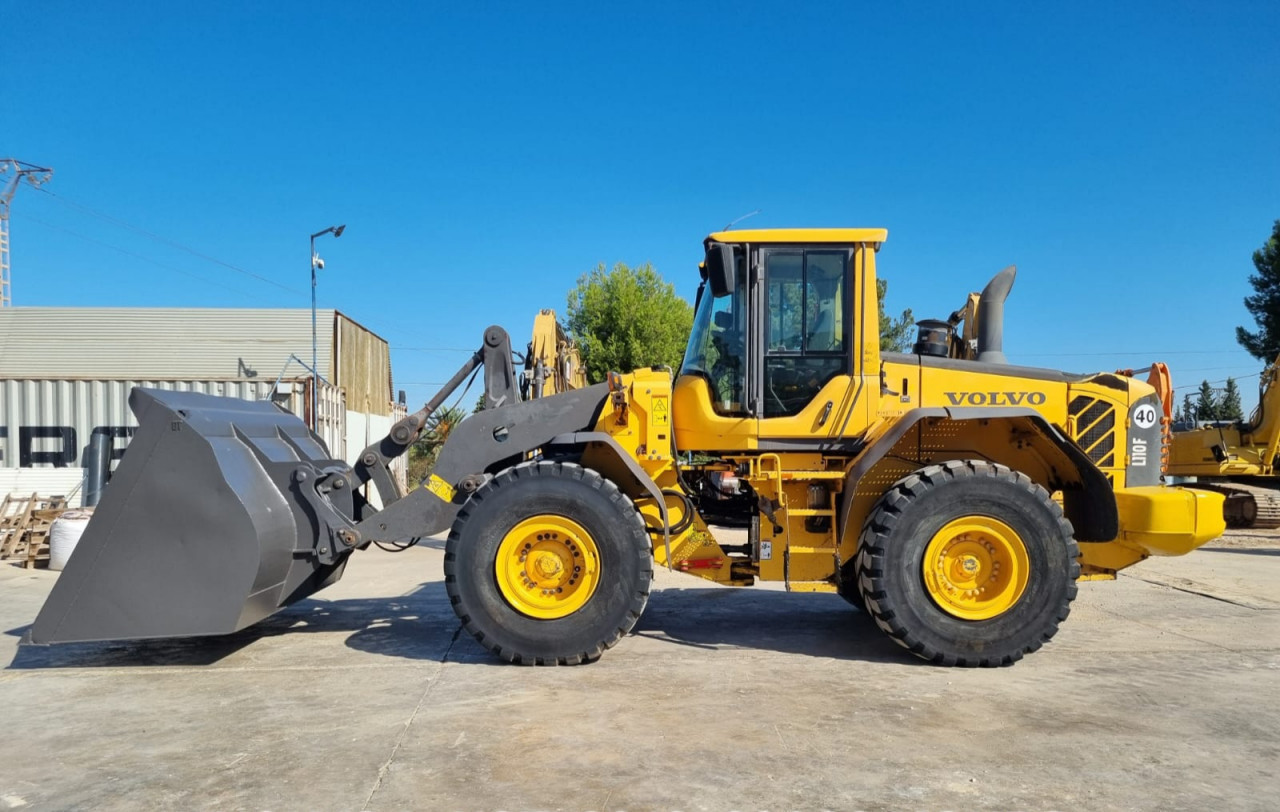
left=0, top=468, right=84, bottom=508
left=345, top=407, right=409, bottom=507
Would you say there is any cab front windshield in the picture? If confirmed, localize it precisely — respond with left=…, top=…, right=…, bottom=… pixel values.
left=680, top=279, right=748, bottom=415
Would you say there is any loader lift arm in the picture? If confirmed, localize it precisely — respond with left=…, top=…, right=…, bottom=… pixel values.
left=352, top=326, right=517, bottom=512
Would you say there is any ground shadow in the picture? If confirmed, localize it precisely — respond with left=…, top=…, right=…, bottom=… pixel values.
left=632, top=586, right=920, bottom=665
left=5, top=582, right=461, bottom=670
left=1203, top=546, right=1280, bottom=557
left=7, top=581, right=922, bottom=670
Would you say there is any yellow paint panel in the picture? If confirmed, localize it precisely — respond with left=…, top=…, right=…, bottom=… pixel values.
left=707, top=228, right=888, bottom=245
left=673, top=374, right=758, bottom=452
left=1114, top=486, right=1224, bottom=556
left=787, top=581, right=837, bottom=593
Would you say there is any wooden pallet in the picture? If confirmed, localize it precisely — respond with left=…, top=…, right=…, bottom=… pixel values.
left=0, top=493, right=69, bottom=568
left=0, top=493, right=36, bottom=559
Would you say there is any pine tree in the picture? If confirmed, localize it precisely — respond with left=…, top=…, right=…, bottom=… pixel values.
left=1220, top=377, right=1244, bottom=421
left=1180, top=393, right=1196, bottom=425
left=1236, top=219, right=1280, bottom=361
left=1195, top=380, right=1219, bottom=422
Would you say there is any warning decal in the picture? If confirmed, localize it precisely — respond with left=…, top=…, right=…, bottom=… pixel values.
left=652, top=397, right=669, bottom=426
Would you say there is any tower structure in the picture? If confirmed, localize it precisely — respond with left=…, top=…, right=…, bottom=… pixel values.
left=0, top=159, right=54, bottom=307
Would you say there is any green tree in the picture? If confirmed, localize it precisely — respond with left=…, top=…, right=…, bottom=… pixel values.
left=878, top=278, right=915, bottom=352
left=1183, top=393, right=1197, bottom=424
left=1236, top=219, right=1280, bottom=361
left=567, top=262, right=693, bottom=383
left=1194, top=380, right=1219, bottom=422
left=1174, top=393, right=1191, bottom=424
left=1220, top=377, right=1244, bottom=421
left=406, top=404, right=467, bottom=485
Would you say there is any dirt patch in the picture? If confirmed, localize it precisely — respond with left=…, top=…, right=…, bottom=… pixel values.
left=1207, top=528, right=1280, bottom=550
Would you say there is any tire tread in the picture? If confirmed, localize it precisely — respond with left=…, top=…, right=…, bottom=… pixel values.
left=444, top=461, right=651, bottom=666
left=855, top=460, right=1080, bottom=667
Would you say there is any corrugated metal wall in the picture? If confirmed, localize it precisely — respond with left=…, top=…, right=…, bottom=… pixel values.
left=336, top=313, right=393, bottom=417
left=0, top=308, right=337, bottom=380
left=0, top=307, right=404, bottom=501
left=0, top=378, right=344, bottom=469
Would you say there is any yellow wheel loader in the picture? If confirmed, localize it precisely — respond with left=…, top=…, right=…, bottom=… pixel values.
left=1167, top=353, right=1280, bottom=528
left=28, top=229, right=1225, bottom=667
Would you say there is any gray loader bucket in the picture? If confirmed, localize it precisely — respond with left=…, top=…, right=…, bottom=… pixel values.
left=29, top=388, right=358, bottom=645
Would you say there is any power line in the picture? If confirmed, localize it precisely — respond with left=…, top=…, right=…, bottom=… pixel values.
left=1165, top=365, right=1264, bottom=374
left=1172, top=371, right=1262, bottom=393
left=34, top=187, right=302, bottom=295
left=18, top=214, right=260, bottom=301
left=1021, top=349, right=1249, bottom=358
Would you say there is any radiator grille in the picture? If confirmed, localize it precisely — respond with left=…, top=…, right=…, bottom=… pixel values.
left=1069, top=395, right=1117, bottom=468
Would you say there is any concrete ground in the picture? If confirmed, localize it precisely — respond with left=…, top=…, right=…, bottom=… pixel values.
left=1, top=531, right=1277, bottom=812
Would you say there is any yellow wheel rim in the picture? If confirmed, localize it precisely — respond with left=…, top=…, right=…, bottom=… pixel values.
left=495, top=516, right=601, bottom=619
left=922, top=516, right=1030, bottom=620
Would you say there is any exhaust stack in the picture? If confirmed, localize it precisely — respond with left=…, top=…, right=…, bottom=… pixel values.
left=977, top=265, right=1017, bottom=364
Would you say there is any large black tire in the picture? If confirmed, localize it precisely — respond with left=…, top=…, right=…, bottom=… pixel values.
left=837, top=558, right=865, bottom=611
left=444, top=461, right=652, bottom=665
left=855, top=460, right=1079, bottom=667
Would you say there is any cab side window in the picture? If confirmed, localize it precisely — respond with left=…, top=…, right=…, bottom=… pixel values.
left=764, top=250, right=849, bottom=417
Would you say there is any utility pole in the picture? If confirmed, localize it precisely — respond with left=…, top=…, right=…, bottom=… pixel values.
left=0, top=159, right=54, bottom=307
left=309, top=224, right=345, bottom=431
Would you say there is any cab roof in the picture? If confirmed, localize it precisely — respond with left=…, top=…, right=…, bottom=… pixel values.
left=705, top=228, right=888, bottom=246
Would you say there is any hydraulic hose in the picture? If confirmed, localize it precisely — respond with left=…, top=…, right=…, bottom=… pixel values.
left=642, top=489, right=696, bottom=536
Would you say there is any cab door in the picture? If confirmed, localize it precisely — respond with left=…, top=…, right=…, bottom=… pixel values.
left=755, top=245, right=865, bottom=443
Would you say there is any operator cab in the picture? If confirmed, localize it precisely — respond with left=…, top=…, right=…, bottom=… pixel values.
left=677, top=229, right=887, bottom=448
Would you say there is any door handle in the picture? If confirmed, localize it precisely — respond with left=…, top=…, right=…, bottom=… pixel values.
left=817, top=400, right=833, bottom=427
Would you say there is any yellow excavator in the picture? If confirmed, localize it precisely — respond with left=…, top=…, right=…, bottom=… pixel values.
left=521, top=309, right=586, bottom=399
left=28, top=228, right=1224, bottom=667
left=1167, top=354, right=1280, bottom=528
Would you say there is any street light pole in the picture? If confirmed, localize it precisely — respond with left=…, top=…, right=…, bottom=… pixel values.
left=309, top=224, right=346, bottom=432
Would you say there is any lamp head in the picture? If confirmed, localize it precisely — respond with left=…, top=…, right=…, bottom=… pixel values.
left=333, top=224, right=346, bottom=238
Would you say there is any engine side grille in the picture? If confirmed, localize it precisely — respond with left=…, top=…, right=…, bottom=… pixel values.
left=1069, top=394, right=1117, bottom=468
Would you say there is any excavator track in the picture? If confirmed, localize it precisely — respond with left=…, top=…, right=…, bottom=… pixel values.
left=1195, top=482, right=1280, bottom=529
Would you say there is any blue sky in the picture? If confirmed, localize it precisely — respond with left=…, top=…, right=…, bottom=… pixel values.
left=4, top=2, right=1278, bottom=412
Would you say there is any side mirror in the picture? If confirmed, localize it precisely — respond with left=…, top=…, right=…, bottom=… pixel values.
left=704, top=241, right=736, bottom=298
